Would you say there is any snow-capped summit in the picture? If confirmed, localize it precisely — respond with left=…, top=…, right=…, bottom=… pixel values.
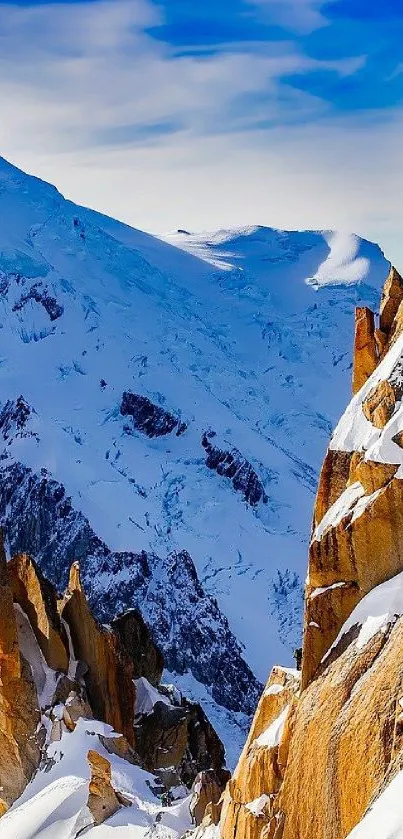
left=0, top=155, right=390, bottom=759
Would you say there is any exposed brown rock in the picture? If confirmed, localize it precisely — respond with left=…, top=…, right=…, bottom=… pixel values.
left=304, top=475, right=403, bottom=688
left=392, top=430, right=403, bottom=449
left=135, top=694, right=226, bottom=789
left=220, top=619, right=403, bottom=839
left=190, top=770, right=224, bottom=826
left=87, top=750, right=127, bottom=825
left=302, top=581, right=359, bottom=694
left=8, top=553, right=69, bottom=673
left=313, top=449, right=353, bottom=529
left=362, top=379, right=397, bottom=428
left=52, top=675, right=92, bottom=713
left=348, top=457, right=397, bottom=493
left=61, top=563, right=136, bottom=746
left=218, top=264, right=403, bottom=839
left=0, top=541, right=42, bottom=812
left=59, top=564, right=226, bottom=799
left=352, top=306, right=378, bottom=395
left=112, top=609, right=164, bottom=686
left=48, top=702, right=76, bottom=742
left=204, top=796, right=224, bottom=826
left=219, top=667, right=299, bottom=839
left=374, top=327, right=388, bottom=356
left=389, top=298, right=403, bottom=347
left=99, top=732, right=138, bottom=765
left=278, top=619, right=403, bottom=839
left=380, top=266, right=403, bottom=334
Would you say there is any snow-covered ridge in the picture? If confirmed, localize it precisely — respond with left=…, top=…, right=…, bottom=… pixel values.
left=0, top=155, right=390, bottom=760
left=331, top=330, right=403, bottom=466
left=165, top=227, right=377, bottom=289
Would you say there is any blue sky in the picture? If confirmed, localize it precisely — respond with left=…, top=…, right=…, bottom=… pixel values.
left=0, top=0, right=402, bottom=263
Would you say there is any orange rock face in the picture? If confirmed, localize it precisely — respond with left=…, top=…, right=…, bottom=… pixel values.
left=217, top=264, right=403, bottom=839
left=8, top=553, right=69, bottom=673
left=303, top=471, right=403, bottom=688
left=87, top=750, right=126, bottom=825
left=379, top=266, right=403, bottom=334
left=352, top=307, right=378, bottom=394
left=278, top=618, right=403, bottom=839
left=61, top=563, right=136, bottom=746
left=348, top=456, right=397, bottom=493
left=0, top=541, right=41, bottom=812
left=313, top=449, right=353, bottom=529
left=362, top=379, right=399, bottom=428
left=190, top=771, right=224, bottom=826
left=219, top=667, right=300, bottom=839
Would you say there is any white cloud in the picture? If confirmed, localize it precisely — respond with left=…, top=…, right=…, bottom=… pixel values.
left=0, top=0, right=365, bottom=150
left=0, top=0, right=401, bottom=270
left=389, top=63, right=403, bottom=80
left=245, top=0, right=333, bottom=34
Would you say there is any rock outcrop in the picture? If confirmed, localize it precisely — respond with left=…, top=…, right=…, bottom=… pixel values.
left=351, top=269, right=403, bottom=397
left=214, top=264, right=403, bottom=839
left=12, top=281, right=64, bottom=321
left=201, top=430, right=268, bottom=506
left=219, top=667, right=299, bottom=839
left=362, top=378, right=398, bottom=427
left=0, top=460, right=261, bottom=717
left=134, top=684, right=228, bottom=791
left=112, top=608, right=164, bottom=686
left=61, top=562, right=137, bottom=746
left=0, top=541, right=42, bottom=813
left=379, top=266, right=403, bottom=334
left=190, top=770, right=225, bottom=827
left=0, top=539, right=228, bottom=821
left=86, top=750, right=127, bottom=826
left=352, top=307, right=378, bottom=394
left=8, top=553, right=69, bottom=672
left=120, top=391, right=187, bottom=437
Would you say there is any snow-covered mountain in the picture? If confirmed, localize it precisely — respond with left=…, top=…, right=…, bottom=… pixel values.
left=0, top=155, right=390, bottom=760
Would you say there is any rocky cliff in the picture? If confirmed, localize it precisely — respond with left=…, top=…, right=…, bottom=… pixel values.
left=202, top=264, right=403, bottom=839
left=0, top=539, right=230, bottom=836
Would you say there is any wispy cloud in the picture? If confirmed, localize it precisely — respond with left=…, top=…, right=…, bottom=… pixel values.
left=0, top=0, right=402, bottom=268
left=245, top=0, right=332, bottom=34
left=0, top=0, right=364, bottom=153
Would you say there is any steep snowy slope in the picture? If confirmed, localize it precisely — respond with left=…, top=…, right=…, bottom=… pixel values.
left=0, top=719, right=194, bottom=839
left=0, top=156, right=389, bottom=760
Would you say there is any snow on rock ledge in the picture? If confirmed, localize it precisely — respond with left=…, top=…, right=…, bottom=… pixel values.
left=324, top=569, right=403, bottom=660
left=302, top=267, right=403, bottom=688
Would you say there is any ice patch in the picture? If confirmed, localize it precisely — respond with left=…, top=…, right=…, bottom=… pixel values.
left=252, top=704, right=289, bottom=749
left=134, top=676, right=171, bottom=717
left=323, top=570, right=403, bottom=661
left=312, top=482, right=365, bottom=543
left=264, top=684, right=285, bottom=697
left=245, top=794, right=270, bottom=817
